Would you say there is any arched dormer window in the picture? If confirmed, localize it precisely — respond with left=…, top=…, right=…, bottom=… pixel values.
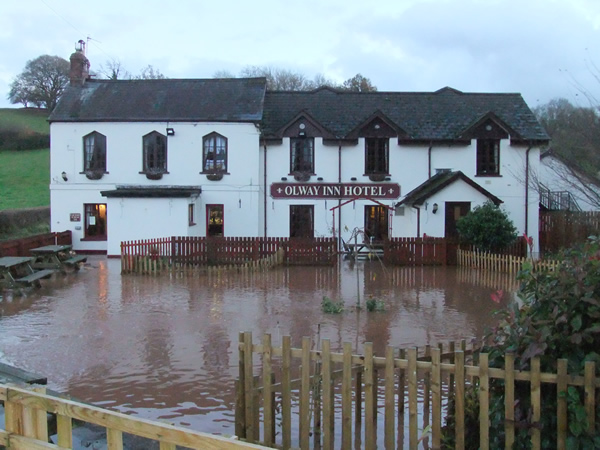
left=142, top=131, right=167, bottom=178
left=83, top=131, right=107, bottom=178
left=202, top=132, right=228, bottom=173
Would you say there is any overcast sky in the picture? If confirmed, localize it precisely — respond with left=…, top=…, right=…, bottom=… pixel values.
left=1, top=0, right=600, bottom=110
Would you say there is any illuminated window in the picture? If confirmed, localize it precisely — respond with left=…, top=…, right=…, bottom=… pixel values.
left=84, top=203, right=107, bottom=240
left=207, top=204, right=224, bottom=236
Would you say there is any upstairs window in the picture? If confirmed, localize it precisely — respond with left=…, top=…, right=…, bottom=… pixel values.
left=477, top=139, right=500, bottom=175
left=203, top=133, right=228, bottom=173
left=83, top=132, right=107, bottom=173
left=143, top=131, right=167, bottom=173
left=365, top=138, right=389, bottom=174
left=290, top=137, right=314, bottom=173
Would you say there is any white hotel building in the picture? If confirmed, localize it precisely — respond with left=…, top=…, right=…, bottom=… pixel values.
left=49, top=45, right=549, bottom=256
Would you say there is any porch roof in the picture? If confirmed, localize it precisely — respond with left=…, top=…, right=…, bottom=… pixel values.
left=397, top=171, right=502, bottom=207
left=101, top=185, right=202, bottom=198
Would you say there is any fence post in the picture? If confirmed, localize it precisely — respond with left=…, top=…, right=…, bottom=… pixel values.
left=342, top=342, right=352, bottom=449
left=585, top=361, right=596, bottom=434
left=235, top=332, right=246, bottom=440
left=455, top=350, right=465, bottom=450
left=479, top=353, right=489, bottom=450
left=282, top=336, right=292, bottom=449
left=262, top=334, right=273, bottom=446
left=431, top=347, right=441, bottom=449
left=408, top=347, right=418, bottom=448
left=364, top=342, right=375, bottom=449
left=300, top=337, right=311, bottom=449
left=322, top=339, right=333, bottom=450
left=384, top=346, right=395, bottom=450
left=504, top=352, right=515, bottom=449
left=557, top=359, right=568, bottom=449
left=530, top=357, right=541, bottom=449
left=243, top=331, right=254, bottom=442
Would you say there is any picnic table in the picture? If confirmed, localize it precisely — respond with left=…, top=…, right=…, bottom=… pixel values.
left=30, top=244, right=87, bottom=271
left=0, top=256, right=54, bottom=289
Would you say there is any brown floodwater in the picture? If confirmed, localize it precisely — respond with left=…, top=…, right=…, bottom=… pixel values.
left=0, top=256, right=517, bottom=436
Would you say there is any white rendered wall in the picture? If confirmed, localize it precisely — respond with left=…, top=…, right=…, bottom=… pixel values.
left=50, top=121, right=262, bottom=252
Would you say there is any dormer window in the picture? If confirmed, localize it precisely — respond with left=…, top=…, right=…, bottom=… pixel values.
left=83, top=132, right=106, bottom=178
left=365, top=138, right=389, bottom=175
left=142, top=131, right=167, bottom=178
left=203, top=133, right=228, bottom=173
left=290, top=137, right=314, bottom=174
left=477, top=139, right=500, bottom=176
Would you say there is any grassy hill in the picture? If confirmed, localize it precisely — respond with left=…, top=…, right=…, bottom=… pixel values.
left=0, top=108, right=50, bottom=210
left=0, top=108, right=49, bottom=134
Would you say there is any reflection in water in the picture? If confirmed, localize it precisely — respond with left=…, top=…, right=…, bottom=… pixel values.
left=0, top=257, right=517, bottom=435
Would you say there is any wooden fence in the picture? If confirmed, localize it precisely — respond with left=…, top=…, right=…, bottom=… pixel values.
left=0, top=383, right=266, bottom=449
left=0, top=231, right=72, bottom=257
left=457, top=248, right=559, bottom=274
left=121, top=236, right=337, bottom=274
left=236, top=332, right=599, bottom=449
left=540, top=210, right=600, bottom=256
left=383, top=237, right=450, bottom=265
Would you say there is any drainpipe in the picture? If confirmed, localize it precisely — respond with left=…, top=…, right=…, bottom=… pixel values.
left=413, top=205, right=421, bottom=237
left=263, top=139, right=268, bottom=238
left=524, top=144, right=532, bottom=236
left=337, top=139, right=342, bottom=250
left=428, top=141, right=433, bottom=179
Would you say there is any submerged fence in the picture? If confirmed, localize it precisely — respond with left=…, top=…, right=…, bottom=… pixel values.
left=120, top=236, right=337, bottom=274
left=457, top=248, right=560, bottom=274
left=236, top=332, right=599, bottom=449
left=0, top=384, right=266, bottom=449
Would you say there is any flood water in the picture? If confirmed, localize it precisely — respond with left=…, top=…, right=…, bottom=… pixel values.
left=0, top=257, right=517, bottom=436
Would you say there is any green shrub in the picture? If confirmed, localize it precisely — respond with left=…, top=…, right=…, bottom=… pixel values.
left=366, top=297, right=385, bottom=311
left=322, top=296, right=344, bottom=314
left=443, top=237, right=600, bottom=448
left=456, top=201, right=517, bottom=252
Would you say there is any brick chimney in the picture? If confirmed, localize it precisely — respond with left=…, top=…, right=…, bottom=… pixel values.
left=69, top=40, right=90, bottom=86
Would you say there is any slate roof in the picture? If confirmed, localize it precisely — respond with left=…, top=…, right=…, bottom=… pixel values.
left=49, top=78, right=267, bottom=123
left=397, top=171, right=502, bottom=206
left=262, top=87, right=549, bottom=143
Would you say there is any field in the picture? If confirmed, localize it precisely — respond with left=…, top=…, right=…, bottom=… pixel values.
left=0, top=108, right=50, bottom=211
left=0, top=108, right=49, bottom=134
left=0, top=148, right=50, bottom=210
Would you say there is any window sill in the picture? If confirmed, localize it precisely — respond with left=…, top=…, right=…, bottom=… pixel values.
left=475, top=174, right=502, bottom=177
left=81, top=236, right=107, bottom=242
left=200, top=171, right=230, bottom=175
left=139, top=171, right=169, bottom=175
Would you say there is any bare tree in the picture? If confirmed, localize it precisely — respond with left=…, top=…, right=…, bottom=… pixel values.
left=7, top=55, right=70, bottom=110
left=134, top=65, right=166, bottom=80
left=98, top=59, right=131, bottom=80
left=213, top=70, right=236, bottom=79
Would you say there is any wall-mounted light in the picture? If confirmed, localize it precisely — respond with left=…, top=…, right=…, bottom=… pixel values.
left=166, top=128, right=175, bottom=136
left=384, top=177, right=391, bottom=181
left=350, top=177, right=357, bottom=181
left=61, top=171, right=68, bottom=181
left=432, top=203, right=439, bottom=214
left=317, top=177, right=323, bottom=181
left=281, top=177, right=288, bottom=181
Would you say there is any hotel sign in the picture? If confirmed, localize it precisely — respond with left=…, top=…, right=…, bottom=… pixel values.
left=270, top=182, right=400, bottom=199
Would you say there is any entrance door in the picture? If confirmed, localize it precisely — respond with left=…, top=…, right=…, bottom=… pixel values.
left=444, top=202, right=470, bottom=238
left=290, top=205, right=314, bottom=238
left=206, top=204, right=224, bottom=236
left=364, top=205, right=388, bottom=242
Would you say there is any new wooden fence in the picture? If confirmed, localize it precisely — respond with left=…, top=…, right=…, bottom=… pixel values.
left=540, top=210, right=600, bottom=256
left=457, top=248, right=560, bottom=274
left=121, top=236, right=337, bottom=274
left=383, top=237, right=450, bottom=265
left=0, top=231, right=72, bottom=257
left=0, top=384, right=267, bottom=449
left=236, top=333, right=599, bottom=449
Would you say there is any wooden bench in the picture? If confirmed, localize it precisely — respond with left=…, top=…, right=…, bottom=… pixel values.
left=16, top=269, right=55, bottom=285
left=63, top=255, right=87, bottom=267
